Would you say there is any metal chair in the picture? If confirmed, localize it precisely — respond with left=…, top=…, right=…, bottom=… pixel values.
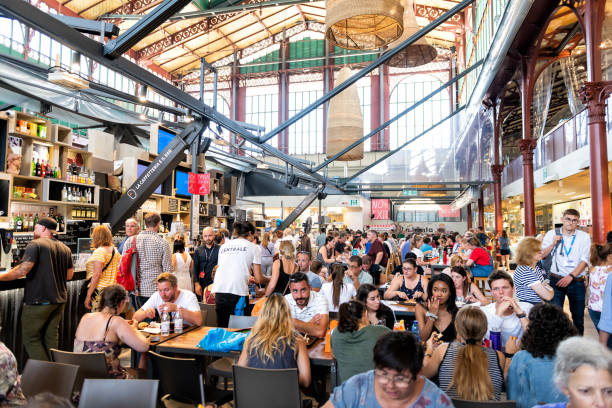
left=233, top=365, right=311, bottom=408
left=78, top=379, right=158, bottom=408
left=149, top=351, right=232, bottom=408
left=199, top=303, right=217, bottom=326
left=50, top=348, right=109, bottom=392
left=452, top=399, right=516, bottom=407
left=20, top=359, right=79, bottom=400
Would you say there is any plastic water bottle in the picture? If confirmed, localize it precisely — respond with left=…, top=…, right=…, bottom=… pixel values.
left=173, top=308, right=183, bottom=334
left=160, top=306, right=170, bottom=336
left=411, top=320, right=420, bottom=341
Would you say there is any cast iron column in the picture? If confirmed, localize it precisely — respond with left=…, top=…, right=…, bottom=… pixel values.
left=478, top=190, right=485, bottom=229
left=519, top=138, right=538, bottom=236
left=581, top=0, right=612, bottom=243
left=491, top=165, right=504, bottom=235
left=466, top=203, right=473, bottom=230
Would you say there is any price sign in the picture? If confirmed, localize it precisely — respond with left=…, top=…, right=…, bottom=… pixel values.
left=371, top=199, right=390, bottom=220
left=188, top=173, right=210, bottom=195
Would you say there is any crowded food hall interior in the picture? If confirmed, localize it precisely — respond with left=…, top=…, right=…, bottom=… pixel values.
left=1, top=0, right=612, bottom=407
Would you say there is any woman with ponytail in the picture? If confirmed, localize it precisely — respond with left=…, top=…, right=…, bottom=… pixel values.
left=588, top=241, right=612, bottom=333
left=422, top=306, right=505, bottom=401
left=321, top=263, right=358, bottom=312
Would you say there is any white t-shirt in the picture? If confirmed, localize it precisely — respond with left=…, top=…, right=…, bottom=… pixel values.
left=284, top=290, right=329, bottom=322
left=480, top=301, right=533, bottom=345
left=140, top=289, right=200, bottom=323
left=212, top=238, right=262, bottom=296
left=320, top=281, right=357, bottom=312
left=411, top=248, right=424, bottom=260
left=542, top=229, right=591, bottom=277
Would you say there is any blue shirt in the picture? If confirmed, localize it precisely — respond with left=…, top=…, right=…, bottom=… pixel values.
left=365, top=242, right=372, bottom=253
left=421, top=244, right=433, bottom=254
left=507, top=350, right=566, bottom=408
left=307, top=271, right=323, bottom=289
left=329, top=370, right=453, bottom=408
left=534, top=404, right=567, bottom=408
left=401, top=242, right=411, bottom=261
left=599, top=277, right=612, bottom=334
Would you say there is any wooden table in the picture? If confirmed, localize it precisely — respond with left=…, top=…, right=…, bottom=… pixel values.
left=130, top=324, right=200, bottom=367
left=154, top=326, right=338, bottom=389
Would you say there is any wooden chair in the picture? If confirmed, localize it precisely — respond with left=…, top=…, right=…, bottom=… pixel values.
left=452, top=399, right=516, bottom=407
left=20, top=359, right=79, bottom=400
left=79, top=379, right=158, bottom=408
left=473, top=277, right=491, bottom=300
left=233, top=365, right=312, bottom=408
left=149, top=351, right=232, bottom=408
left=49, top=349, right=109, bottom=392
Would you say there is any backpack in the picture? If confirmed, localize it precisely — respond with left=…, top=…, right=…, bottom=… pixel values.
left=540, top=228, right=563, bottom=278
left=117, top=236, right=139, bottom=293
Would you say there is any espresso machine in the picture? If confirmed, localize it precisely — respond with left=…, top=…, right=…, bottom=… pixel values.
left=0, top=228, right=14, bottom=270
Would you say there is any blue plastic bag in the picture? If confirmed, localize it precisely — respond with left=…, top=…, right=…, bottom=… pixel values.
left=197, top=328, right=249, bottom=352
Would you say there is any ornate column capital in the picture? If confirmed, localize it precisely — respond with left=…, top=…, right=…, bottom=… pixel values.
left=518, top=138, right=538, bottom=165
left=491, top=164, right=505, bottom=182
left=580, top=81, right=612, bottom=125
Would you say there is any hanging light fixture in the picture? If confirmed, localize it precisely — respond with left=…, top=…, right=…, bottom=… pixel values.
left=325, top=0, right=404, bottom=51
left=385, top=0, right=437, bottom=68
left=71, top=51, right=81, bottom=73
left=326, top=67, right=364, bottom=161
left=138, top=84, right=148, bottom=102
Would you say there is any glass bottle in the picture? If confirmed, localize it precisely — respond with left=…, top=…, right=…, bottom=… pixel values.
left=161, top=306, right=170, bottom=336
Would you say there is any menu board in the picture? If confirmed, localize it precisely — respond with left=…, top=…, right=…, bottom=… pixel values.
left=168, top=198, right=179, bottom=213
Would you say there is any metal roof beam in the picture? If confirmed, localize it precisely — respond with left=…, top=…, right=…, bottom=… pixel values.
left=52, top=15, right=119, bottom=36
left=104, top=0, right=193, bottom=59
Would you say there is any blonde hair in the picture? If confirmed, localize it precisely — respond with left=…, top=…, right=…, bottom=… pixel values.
left=279, top=240, right=295, bottom=260
left=449, top=255, right=463, bottom=267
left=246, top=294, right=295, bottom=364
left=262, top=232, right=271, bottom=248
left=449, top=307, right=493, bottom=401
left=515, top=237, right=541, bottom=267
left=91, top=225, right=113, bottom=249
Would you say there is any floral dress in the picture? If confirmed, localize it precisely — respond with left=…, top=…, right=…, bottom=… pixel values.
left=0, top=342, right=26, bottom=407
left=589, top=265, right=612, bottom=312
left=74, top=316, right=127, bottom=379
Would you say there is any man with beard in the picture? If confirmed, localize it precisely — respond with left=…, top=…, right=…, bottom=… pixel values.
left=284, top=272, right=329, bottom=338
left=296, top=251, right=322, bottom=291
left=192, top=227, right=219, bottom=299
left=0, top=217, right=73, bottom=361
left=134, top=272, right=202, bottom=326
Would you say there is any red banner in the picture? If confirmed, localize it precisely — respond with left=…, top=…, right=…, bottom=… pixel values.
left=188, top=173, right=210, bottom=195
left=438, top=205, right=460, bottom=218
left=371, top=199, right=390, bottom=220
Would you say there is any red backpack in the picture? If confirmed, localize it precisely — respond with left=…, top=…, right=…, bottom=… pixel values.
left=117, top=237, right=139, bottom=292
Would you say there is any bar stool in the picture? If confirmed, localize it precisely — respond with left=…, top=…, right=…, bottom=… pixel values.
left=473, top=277, right=491, bottom=301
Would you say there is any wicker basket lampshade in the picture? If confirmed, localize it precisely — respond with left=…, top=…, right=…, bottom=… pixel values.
left=385, top=0, right=437, bottom=68
left=325, top=0, right=404, bottom=51
left=326, top=67, right=364, bottom=161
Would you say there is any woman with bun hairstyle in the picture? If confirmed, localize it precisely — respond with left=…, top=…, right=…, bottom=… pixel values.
left=331, top=300, right=390, bottom=384
left=74, top=284, right=149, bottom=378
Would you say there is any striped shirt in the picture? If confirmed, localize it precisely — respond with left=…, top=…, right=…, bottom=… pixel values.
left=438, top=342, right=504, bottom=400
left=514, top=264, right=546, bottom=304
left=86, top=246, right=120, bottom=290
left=122, top=231, right=172, bottom=297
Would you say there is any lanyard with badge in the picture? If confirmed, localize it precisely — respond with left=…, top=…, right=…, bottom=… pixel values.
left=560, top=234, right=577, bottom=269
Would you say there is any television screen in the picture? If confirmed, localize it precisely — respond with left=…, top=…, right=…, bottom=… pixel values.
left=137, top=163, right=162, bottom=194
left=157, top=127, right=175, bottom=154
left=175, top=170, right=190, bottom=197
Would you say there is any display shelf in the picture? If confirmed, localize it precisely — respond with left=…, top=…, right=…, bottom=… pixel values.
left=54, top=141, right=89, bottom=155
left=46, top=200, right=98, bottom=207
left=8, top=132, right=52, bottom=144
left=11, top=198, right=42, bottom=204
left=13, top=175, right=43, bottom=181
left=48, top=178, right=94, bottom=188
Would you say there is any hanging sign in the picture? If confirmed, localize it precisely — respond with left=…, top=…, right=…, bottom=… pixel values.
left=438, top=205, right=460, bottom=218
left=188, top=173, right=210, bottom=195
left=371, top=199, right=390, bottom=220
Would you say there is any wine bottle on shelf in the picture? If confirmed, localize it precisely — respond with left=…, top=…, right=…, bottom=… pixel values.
left=15, top=214, right=23, bottom=232
left=35, top=159, right=41, bottom=177
left=33, top=213, right=39, bottom=227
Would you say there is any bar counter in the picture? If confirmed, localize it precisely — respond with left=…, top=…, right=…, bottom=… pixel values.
left=0, top=269, right=88, bottom=368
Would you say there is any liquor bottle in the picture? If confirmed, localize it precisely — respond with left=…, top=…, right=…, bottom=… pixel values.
left=41, top=161, right=46, bottom=178
left=35, top=159, right=41, bottom=177
left=66, top=164, right=71, bottom=182
left=61, top=185, right=68, bottom=201
left=31, top=158, right=36, bottom=176
left=67, top=187, right=73, bottom=202
left=59, top=215, right=65, bottom=232
left=55, top=167, right=60, bottom=179
left=15, top=214, right=23, bottom=232
left=33, top=213, right=39, bottom=227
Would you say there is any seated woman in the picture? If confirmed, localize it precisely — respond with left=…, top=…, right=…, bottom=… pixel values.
left=442, top=254, right=464, bottom=276
left=414, top=274, right=458, bottom=343
left=331, top=301, right=391, bottom=384
left=384, top=259, right=428, bottom=302
left=74, top=285, right=149, bottom=378
left=450, top=266, right=489, bottom=305
left=464, top=237, right=493, bottom=278
left=514, top=237, right=554, bottom=304
left=357, top=284, right=395, bottom=330
left=535, top=336, right=612, bottom=408
left=316, top=236, right=336, bottom=267
left=422, top=306, right=505, bottom=401
left=237, top=294, right=310, bottom=387
left=321, top=264, right=358, bottom=313
left=0, top=340, right=26, bottom=406
left=265, top=240, right=297, bottom=296
left=507, top=303, right=577, bottom=408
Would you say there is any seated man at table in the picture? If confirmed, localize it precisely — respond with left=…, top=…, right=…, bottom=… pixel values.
left=480, top=270, right=532, bottom=347
left=284, top=272, right=329, bottom=338
left=133, top=272, right=202, bottom=326
left=362, top=255, right=382, bottom=285
left=324, top=331, right=453, bottom=408
left=345, top=256, right=373, bottom=286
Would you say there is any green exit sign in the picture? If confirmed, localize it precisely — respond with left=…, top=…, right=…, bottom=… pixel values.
left=402, top=190, right=418, bottom=196
left=349, top=199, right=359, bottom=206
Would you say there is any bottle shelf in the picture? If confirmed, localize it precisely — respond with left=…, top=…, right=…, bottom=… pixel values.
left=46, top=200, right=98, bottom=207
left=8, top=132, right=53, bottom=145
left=11, top=198, right=42, bottom=204
left=49, top=178, right=94, bottom=188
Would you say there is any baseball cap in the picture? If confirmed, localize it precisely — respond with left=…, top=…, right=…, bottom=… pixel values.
left=37, top=217, right=57, bottom=232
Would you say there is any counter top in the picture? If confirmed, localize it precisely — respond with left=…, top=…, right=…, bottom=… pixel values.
left=0, top=270, right=87, bottom=291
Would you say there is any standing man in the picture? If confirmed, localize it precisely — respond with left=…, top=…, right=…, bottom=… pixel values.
left=117, top=218, right=140, bottom=254
left=0, top=217, right=73, bottom=361
left=366, top=230, right=388, bottom=269
left=192, top=227, right=219, bottom=299
left=315, top=227, right=327, bottom=248
left=541, top=208, right=590, bottom=335
left=296, top=251, right=322, bottom=291
left=122, top=212, right=172, bottom=309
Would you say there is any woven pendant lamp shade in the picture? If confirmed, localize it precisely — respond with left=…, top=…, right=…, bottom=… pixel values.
left=385, top=0, right=437, bottom=67
left=325, top=0, right=404, bottom=51
left=326, top=67, right=364, bottom=161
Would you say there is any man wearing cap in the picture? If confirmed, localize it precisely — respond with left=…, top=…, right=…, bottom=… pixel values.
left=0, top=217, right=73, bottom=361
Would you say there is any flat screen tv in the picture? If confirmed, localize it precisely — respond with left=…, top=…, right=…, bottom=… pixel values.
left=137, top=163, right=162, bottom=195
left=174, top=170, right=190, bottom=197
left=157, top=126, right=175, bottom=154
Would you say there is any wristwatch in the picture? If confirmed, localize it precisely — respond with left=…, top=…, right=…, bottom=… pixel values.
left=516, top=312, right=526, bottom=319
left=426, top=311, right=438, bottom=320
